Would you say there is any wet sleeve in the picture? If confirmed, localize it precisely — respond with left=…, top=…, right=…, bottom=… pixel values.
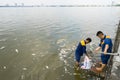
left=83, top=46, right=86, bottom=53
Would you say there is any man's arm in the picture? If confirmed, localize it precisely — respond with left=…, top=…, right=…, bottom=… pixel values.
left=94, top=46, right=101, bottom=53
left=103, top=38, right=111, bottom=54
left=103, top=44, right=109, bottom=54
left=83, top=46, right=91, bottom=59
left=96, top=46, right=101, bottom=51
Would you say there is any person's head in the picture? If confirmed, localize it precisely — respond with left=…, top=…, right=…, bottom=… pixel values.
left=96, top=31, right=105, bottom=39
left=85, top=37, right=92, bottom=44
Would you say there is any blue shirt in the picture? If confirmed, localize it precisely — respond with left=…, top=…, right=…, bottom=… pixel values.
left=75, top=40, right=87, bottom=56
left=99, top=35, right=113, bottom=64
left=99, top=35, right=113, bottom=53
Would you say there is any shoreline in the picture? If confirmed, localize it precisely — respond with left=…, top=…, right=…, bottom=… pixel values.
left=105, top=21, right=120, bottom=80
left=0, top=5, right=120, bottom=8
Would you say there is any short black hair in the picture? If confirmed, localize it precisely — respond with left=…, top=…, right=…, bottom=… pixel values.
left=86, top=37, right=92, bottom=42
left=96, top=31, right=103, bottom=36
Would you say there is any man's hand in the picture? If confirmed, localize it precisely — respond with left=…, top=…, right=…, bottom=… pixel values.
left=94, top=47, right=101, bottom=54
left=103, top=52, right=107, bottom=55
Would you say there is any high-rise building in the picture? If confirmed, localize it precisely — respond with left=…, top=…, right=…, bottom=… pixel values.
left=21, top=3, right=24, bottom=7
left=15, top=3, right=17, bottom=7
left=6, top=4, right=9, bottom=7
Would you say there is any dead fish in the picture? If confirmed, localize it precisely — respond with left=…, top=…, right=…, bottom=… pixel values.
left=45, top=66, right=49, bottom=69
left=0, top=46, right=5, bottom=50
left=3, top=66, right=7, bottom=69
left=32, top=53, right=36, bottom=56
left=22, top=68, right=27, bottom=71
left=15, top=49, right=19, bottom=53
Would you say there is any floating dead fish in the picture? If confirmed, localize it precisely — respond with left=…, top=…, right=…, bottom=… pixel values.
left=64, top=60, right=67, bottom=64
left=0, top=46, right=5, bottom=50
left=32, top=53, right=36, bottom=56
left=73, top=73, right=80, bottom=75
left=22, top=68, right=27, bottom=70
left=56, top=39, right=66, bottom=47
left=3, top=66, right=7, bottom=69
left=45, top=66, right=49, bottom=69
left=63, top=55, right=67, bottom=58
left=15, top=49, right=19, bottom=53
left=64, top=67, right=68, bottom=72
left=56, top=39, right=66, bottom=44
left=21, top=75, right=25, bottom=79
left=59, top=56, right=64, bottom=60
left=60, top=49, right=68, bottom=54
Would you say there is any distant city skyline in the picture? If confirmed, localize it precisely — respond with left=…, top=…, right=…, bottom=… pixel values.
left=0, top=0, right=120, bottom=5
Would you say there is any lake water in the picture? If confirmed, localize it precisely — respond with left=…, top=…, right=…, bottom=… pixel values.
left=0, top=7, right=120, bottom=80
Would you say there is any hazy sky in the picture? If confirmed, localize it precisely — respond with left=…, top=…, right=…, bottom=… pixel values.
left=0, top=0, right=120, bottom=5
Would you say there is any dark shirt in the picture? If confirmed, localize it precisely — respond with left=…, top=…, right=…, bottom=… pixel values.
left=75, top=40, right=86, bottom=56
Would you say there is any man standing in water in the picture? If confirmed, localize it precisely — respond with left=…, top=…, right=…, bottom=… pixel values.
left=75, top=38, right=92, bottom=69
left=94, top=31, right=113, bottom=72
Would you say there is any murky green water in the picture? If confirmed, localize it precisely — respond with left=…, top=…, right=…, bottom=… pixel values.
left=0, top=7, right=120, bottom=80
